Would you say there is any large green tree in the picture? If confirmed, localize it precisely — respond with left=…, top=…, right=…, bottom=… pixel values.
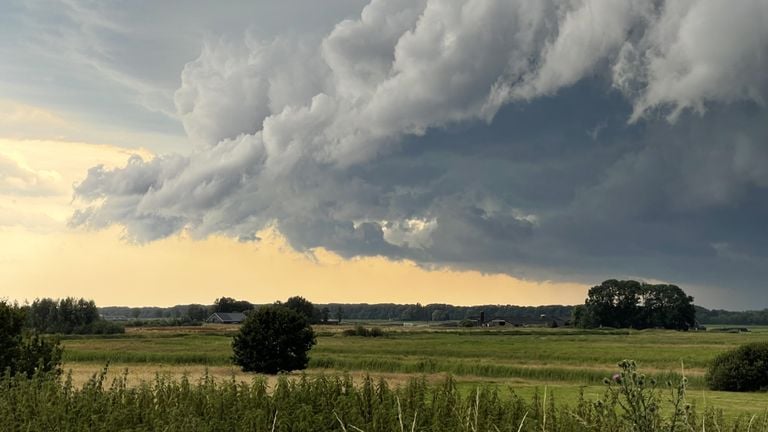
left=0, top=301, right=62, bottom=377
left=576, top=280, right=695, bottom=330
left=232, top=304, right=316, bottom=374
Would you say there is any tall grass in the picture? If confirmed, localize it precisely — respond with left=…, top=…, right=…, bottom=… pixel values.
left=64, top=350, right=230, bottom=365
left=63, top=349, right=704, bottom=388
left=0, top=366, right=764, bottom=431
left=309, top=356, right=703, bottom=387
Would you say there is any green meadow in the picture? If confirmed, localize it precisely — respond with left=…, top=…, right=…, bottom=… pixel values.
left=58, top=325, right=768, bottom=416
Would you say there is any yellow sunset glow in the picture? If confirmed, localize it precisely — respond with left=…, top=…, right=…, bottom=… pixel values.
left=2, top=227, right=587, bottom=307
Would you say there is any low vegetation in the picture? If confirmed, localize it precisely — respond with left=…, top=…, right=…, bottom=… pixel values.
left=59, top=328, right=766, bottom=383
left=342, top=325, right=385, bottom=337
left=1, top=362, right=766, bottom=432
left=7, top=290, right=768, bottom=429
left=125, top=317, right=204, bottom=327
left=707, top=342, right=768, bottom=392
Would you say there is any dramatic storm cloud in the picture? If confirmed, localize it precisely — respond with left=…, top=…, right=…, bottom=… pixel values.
left=72, top=0, right=768, bottom=305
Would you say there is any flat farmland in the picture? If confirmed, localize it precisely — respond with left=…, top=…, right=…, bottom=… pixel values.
left=60, top=326, right=768, bottom=416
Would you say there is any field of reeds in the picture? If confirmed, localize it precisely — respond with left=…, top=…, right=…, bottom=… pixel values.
left=2, top=361, right=768, bottom=432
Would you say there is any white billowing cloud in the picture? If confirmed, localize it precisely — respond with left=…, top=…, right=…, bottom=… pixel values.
left=175, top=37, right=330, bottom=148
left=620, top=0, right=768, bottom=121
left=73, top=0, right=768, bottom=289
left=322, top=0, right=428, bottom=101
left=168, top=0, right=768, bottom=173
left=175, top=1, right=565, bottom=170
left=509, top=0, right=651, bottom=100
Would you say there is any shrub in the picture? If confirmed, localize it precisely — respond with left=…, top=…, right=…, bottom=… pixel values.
left=459, top=319, right=476, bottom=327
left=706, top=342, right=768, bottom=391
left=16, top=333, right=62, bottom=378
left=232, top=304, right=316, bottom=374
left=342, top=325, right=385, bottom=337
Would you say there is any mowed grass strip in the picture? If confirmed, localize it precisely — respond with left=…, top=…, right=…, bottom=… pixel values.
left=309, top=355, right=700, bottom=386
left=62, top=334, right=233, bottom=365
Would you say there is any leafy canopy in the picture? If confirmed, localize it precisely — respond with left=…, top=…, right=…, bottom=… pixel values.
left=232, top=304, right=316, bottom=374
left=575, top=280, right=696, bottom=330
left=0, top=301, right=62, bottom=377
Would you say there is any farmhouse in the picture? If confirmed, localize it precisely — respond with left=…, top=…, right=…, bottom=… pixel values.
left=206, top=312, right=246, bottom=324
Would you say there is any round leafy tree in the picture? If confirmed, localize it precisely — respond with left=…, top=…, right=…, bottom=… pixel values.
left=232, top=304, right=316, bottom=374
left=706, top=342, right=768, bottom=391
left=0, top=301, right=62, bottom=377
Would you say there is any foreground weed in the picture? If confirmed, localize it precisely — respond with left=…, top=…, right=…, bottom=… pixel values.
left=0, top=363, right=765, bottom=431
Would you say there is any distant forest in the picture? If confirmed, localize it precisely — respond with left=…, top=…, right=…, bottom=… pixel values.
left=98, top=303, right=574, bottom=324
left=98, top=302, right=768, bottom=326
left=694, top=306, right=768, bottom=325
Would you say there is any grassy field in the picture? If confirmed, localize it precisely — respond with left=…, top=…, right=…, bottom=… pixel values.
left=57, top=324, right=768, bottom=417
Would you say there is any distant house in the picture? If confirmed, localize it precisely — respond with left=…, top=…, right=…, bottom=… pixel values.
left=206, top=312, right=246, bottom=324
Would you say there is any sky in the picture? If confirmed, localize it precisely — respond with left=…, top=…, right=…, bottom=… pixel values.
left=1, top=1, right=767, bottom=309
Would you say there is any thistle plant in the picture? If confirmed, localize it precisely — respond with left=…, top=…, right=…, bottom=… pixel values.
left=597, top=359, right=691, bottom=432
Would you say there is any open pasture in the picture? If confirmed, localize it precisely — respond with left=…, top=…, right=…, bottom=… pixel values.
left=60, top=325, right=768, bottom=416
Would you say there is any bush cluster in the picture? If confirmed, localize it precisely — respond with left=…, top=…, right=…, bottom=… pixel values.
left=459, top=319, right=476, bottom=327
left=342, top=325, right=385, bottom=337
left=706, top=342, right=768, bottom=392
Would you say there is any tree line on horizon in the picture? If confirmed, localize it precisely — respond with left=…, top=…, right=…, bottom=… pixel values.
left=99, top=300, right=576, bottom=324
left=25, top=298, right=124, bottom=334
left=90, top=285, right=768, bottom=327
